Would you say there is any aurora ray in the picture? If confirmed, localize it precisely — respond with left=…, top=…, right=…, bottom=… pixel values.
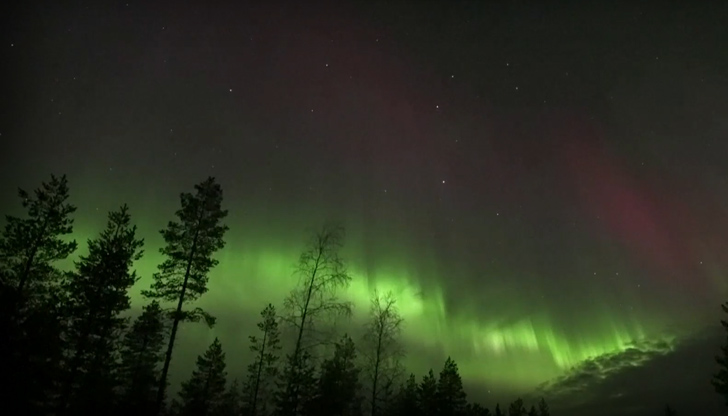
left=3, top=1, right=727, bottom=414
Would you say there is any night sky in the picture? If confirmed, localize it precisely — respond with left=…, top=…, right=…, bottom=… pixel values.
left=2, top=1, right=728, bottom=415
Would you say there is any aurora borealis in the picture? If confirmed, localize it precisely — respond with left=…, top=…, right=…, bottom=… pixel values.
left=2, top=1, right=728, bottom=414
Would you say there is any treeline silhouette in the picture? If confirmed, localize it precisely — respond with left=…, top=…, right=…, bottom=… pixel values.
left=0, top=174, right=681, bottom=416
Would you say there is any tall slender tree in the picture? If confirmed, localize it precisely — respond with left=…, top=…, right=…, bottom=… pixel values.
left=277, top=224, right=353, bottom=416
left=494, top=404, right=504, bottom=416
left=437, top=357, right=467, bottom=416
left=177, top=338, right=228, bottom=416
left=0, top=174, right=77, bottom=414
left=59, top=204, right=144, bottom=415
left=118, top=301, right=167, bottom=416
left=527, top=406, right=537, bottom=416
left=362, top=291, right=404, bottom=416
left=142, top=177, right=229, bottom=414
left=243, top=303, right=282, bottom=416
left=713, top=302, right=728, bottom=406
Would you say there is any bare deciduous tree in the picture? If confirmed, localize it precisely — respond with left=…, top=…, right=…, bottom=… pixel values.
left=276, top=223, right=353, bottom=416
left=361, top=291, right=404, bottom=416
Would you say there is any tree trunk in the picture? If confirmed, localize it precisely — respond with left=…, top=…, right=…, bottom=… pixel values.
left=154, top=232, right=199, bottom=415
left=284, top=250, right=322, bottom=416
left=251, top=326, right=268, bottom=416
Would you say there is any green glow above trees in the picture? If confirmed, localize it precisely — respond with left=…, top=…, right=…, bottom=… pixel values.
left=44, top=186, right=687, bottom=396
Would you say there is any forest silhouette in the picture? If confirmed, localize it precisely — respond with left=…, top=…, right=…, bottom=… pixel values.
left=1, top=174, right=719, bottom=416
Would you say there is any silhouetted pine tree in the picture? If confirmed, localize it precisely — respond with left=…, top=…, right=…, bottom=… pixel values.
left=537, top=398, right=549, bottom=416
left=465, top=402, right=491, bottom=416
left=0, top=174, right=77, bottom=299
left=664, top=404, right=677, bottom=416
left=437, top=357, right=467, bottom=416
left=494, top=403, right=504, bottom=416
left=387, top=374, right=418, bottom=416
left=418, top=369, right=439, bottom=416
left=0, top=174, right=77, bottom=414
left=243, top=304, right=281, bottom=416
left=527, top=405, right=537, bottom=416
left=142, top=177, right=229, bottom=413
left=58, top=204, right=144, bottom=415
left=713, top=301, right=728, bottom=406
left=274, top=350, right=317, bottom=416
left=362, top=291, right=404, bottom=416
left=118, top=301, right=167, bottom=416
left=178, top=338, right=228, bottom=416
left=508, top=398, right=526, bottom=416
left=306, top=334, right=362, bottom=416
left=212, top=379, right=242, bottom=416
left=278, top=224, right=352, bottom=415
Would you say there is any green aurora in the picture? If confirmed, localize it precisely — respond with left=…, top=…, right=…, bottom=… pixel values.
left=41, top=179, right=693, bottom=399
left=4, top=2, right=728, bottom=413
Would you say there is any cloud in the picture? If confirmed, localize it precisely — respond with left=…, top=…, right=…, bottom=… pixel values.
left=533, top=338, right=673, bottom=405
left=530, top=326, right=725, bottom=415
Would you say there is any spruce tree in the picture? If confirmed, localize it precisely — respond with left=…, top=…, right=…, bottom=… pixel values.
left=537, top=398, right=549, bottom=416
left=243, top=303, right=281, bottom=416
left=418, top=369, right=439, bottom=416
left=437, top=357, right=467, bottom=416
left=142, top=177, right=229, bottom=414
left=178, top=338, right=228, bottom=416
left=59, top=204, right=144, bottom=415
left=118, top=301, right=167, bottom=416
left=508, top=398, right=526, bottom=416
left=306, top=334, right=362, bottom=416
left=494, top=403, right=504, bottom=416
left=527, top=405, right=537, bottom=416
left=0, top=174, right=77, bottom=414
left=277, top=224, right=352, bottom=415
